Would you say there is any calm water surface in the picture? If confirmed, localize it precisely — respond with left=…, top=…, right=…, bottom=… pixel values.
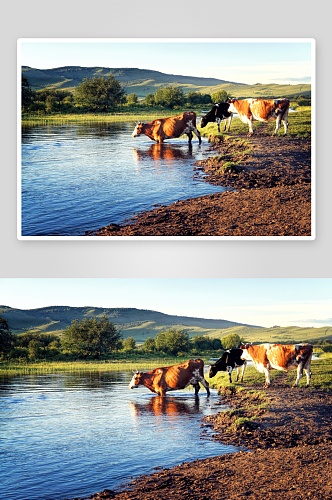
left=0, top=371, right=239, bottom=500
left=21, top=122, right=225, bottom=236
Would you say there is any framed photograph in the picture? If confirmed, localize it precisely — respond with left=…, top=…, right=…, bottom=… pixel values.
left=18, top=38, right=315, bottom=240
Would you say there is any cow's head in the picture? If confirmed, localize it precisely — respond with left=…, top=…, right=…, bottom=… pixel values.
left=208, top=352, right=227, bottom=378
left=208, top=363, right=219, bottom=378
left=129, top=370, right=143, bottom=389
left=132, top=122, right=144, bottom=138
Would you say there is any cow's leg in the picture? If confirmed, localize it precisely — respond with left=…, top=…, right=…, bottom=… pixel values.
left=239, top=361, right=247, bottom=382
left=193, top=127, right=202, bottom=144
left=193, top=383, right=200, bottom=396
left=282, top=112, right=289, bottom=135
left=273, top=115, right=282, bottom=136
left=226, top=366, right=233, bottom=383
left=248, top=118, right=254, bottom=135
left=197, top=375, right=210, bottom=396
left=304, top=356, right=312, bottom=386
left=187, top=131, right=193, bottom=143
left=263, top=367, right=271, bottom=387
left=294, top=362, right=304, bottom=387
left=226, top=114, right=233, bottom=132
left=216, top=118, right=221, bottom=133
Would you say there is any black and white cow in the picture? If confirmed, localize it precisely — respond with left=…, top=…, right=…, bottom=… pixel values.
left=200, top=102, right=233, bottom=133
left=208, top=348, right=246, bottom=383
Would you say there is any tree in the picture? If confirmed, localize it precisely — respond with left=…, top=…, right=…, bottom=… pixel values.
left=122, top=336, right=136, bottom=350
left=28, top=339, right=42, bottom=360
left=154, top=86, right=185, bottom=109
left=143, top=337, right=156, bottom=352
left=126, top=93, right=138, bottom=105
left=221, top=333, right=242, bottom=350
left=74, top=75, right=126, bottom=112
left=144, top=93, right=155, bottom=106
left=211, top=89, right=229, bottom=104
left=155, top=328, right=189, bottom=355
left=186, top=91, right=213, bottom=106
left=61, top=315, right=122, bottom=358
left=21, top=74, right=34, bottom=112
left=0, top=315, right=14, bottom=356
left=191, top=334, right=211, bottom=351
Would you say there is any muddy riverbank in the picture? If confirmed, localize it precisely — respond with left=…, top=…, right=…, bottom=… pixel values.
left=81, top=376, right=332, bottom=500
left=87, top=129, right=311, bottom=237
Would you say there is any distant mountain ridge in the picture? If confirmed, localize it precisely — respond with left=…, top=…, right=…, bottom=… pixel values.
left=21, top=65, right=311, bottom=99
left=0, top=305, right=259, bottom=340
left=21, top=65, right=242, bottom=91
left=1, top=305, right=331, bottom=344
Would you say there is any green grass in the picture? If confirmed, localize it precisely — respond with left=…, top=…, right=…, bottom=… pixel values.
left=199, top=106, right=311, bottom=140
left=207, top=356, right=332, bottom=391
left=0, top=357, right=204, bottom=377
left=21, top=108, right=195, bottom=126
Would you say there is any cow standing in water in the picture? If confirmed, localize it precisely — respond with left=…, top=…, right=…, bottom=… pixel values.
left=129, top=359, right=210, bottom=396
left=227, top=98, right=290, bottom=136
left=132, top=112, right=201, bottom=144
left=240, top=343, right=313, bottom=388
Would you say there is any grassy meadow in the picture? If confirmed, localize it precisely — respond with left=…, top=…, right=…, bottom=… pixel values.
left=207, top=353, right=332, bottom=391
left=0, top=356, right=207, bottom=377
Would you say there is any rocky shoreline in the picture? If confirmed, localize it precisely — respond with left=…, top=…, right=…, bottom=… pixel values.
left=75, top=377, right=332, bottom=500
left=86, top=130, right=311, bottom=237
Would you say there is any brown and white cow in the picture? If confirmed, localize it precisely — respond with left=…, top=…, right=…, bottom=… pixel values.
left=132, top=112, right=201, bottom=144
left=128, top=358, right=210, bottom=396
left=227, top=98, right=290, bottom=136
left=240, top=343, right=313, bottom=388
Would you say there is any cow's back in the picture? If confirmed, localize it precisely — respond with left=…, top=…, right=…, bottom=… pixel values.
left=162, top=358, right=204, bottom=389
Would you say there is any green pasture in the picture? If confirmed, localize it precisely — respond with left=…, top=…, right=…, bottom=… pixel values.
left=207, top=355, right=332, bottom=391
left=0, top=356, right=206, bottom=377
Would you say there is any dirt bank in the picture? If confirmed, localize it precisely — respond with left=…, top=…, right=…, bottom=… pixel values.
left=80, top=377, right=332, bottom=500
left=87, top=129, right=311, bottom=237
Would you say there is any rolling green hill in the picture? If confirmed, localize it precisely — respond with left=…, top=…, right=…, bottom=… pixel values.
left=1, top=306, right=331, bottom=345
left=0, top=305, right=258, bottom=342
left=21, top=66, right=311, bottom=99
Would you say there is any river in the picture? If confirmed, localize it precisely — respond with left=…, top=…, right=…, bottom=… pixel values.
left=20, top=122, right=225, bottom=237
left=0, top=370, right=239, bottom=500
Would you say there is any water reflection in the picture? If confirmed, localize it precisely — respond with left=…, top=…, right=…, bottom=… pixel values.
left=129, top=394, right=201, bottom=418
left=132, top=142, right=196, bottom=163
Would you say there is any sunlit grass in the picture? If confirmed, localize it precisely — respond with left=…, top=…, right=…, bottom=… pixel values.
left=206, top=357, right=332, bottom=391
left=0, top=357, right=198, bottom=376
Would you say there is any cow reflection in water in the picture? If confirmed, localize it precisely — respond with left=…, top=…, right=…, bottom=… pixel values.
left=132, top=142, right=195, bottom=165
left=129, top=395, right=200, bottom=420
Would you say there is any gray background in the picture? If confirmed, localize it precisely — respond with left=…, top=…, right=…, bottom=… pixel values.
left=2, top=0, right=330, bottom=278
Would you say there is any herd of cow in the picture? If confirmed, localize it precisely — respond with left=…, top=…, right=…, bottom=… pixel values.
left=132, top=98, right=290, bottom=144
left=128, top=342, right=313, bottom=396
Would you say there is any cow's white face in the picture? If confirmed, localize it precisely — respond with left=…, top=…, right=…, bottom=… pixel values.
left=129, top=372, right=141, bottom=389
left=132, top=123, right=144, bottom=138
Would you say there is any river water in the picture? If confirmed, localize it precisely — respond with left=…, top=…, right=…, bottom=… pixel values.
left=0, top=371, right=239, bottom=500
left=21, top=122, right=225, bottom=236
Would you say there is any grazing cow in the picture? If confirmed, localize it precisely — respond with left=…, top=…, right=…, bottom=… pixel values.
left=227, top=98, right=290, bottom=136
left=208, top=348, right=247, bottom=383
left=132, top=112, right=201, bottom=144
left=240, top=343, right=313, bottom=388
left=200, top=102, right=233, bottom=133
left=128, top=358, right=210, bottom=397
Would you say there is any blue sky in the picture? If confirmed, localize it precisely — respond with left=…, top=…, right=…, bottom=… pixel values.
left=0, top=278, right=331, bottom=328
left=19, top=39, right=313, bottom=85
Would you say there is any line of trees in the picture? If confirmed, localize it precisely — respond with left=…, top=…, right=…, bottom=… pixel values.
left=0, top=314, right=247, bottom=362
left=21, top=73, right=231, bottom=114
